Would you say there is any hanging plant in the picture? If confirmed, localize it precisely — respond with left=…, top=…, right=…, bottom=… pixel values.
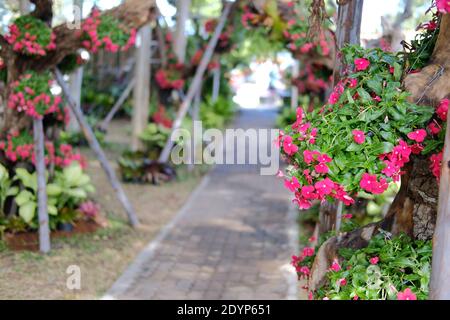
left=80, top=8, right=136, bottom=53
left=7, top=71, right=63, bottom=119
left=5, top=15, right=56, bottom=57
left=279, top=45, right=436, bottom=210
left=155, top=68, right=185, bottom=90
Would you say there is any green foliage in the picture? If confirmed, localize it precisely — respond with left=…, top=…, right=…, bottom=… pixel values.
left=316, top=234, right=432, bottom=300
left=7, top=163, right=94, bottom=230
left=282, top=45, right=434, bottom=196
left=403, top=14, right=440, bottom=72
left=139, top=123, right=171, bottom=150
left=200, top=95, right=235, bottom=129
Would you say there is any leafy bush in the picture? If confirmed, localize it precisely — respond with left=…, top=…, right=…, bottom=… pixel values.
left=315, top=234, right=431, bottom=300
left=279, top=45, right=435, bottom=210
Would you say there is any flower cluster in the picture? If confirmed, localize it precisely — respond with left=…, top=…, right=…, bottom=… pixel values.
left=152, top=105, right=173, bottom=129
left=0, top=130, right=86, bottom=169
left=5, top=15, right=56, bottom=56
left=155, top=68, right=185, bottom=90
left=279, top=46, right=436, bottom=209
left=7, top=71, right=63, bottom=119
left=80, top=8, right=136, bottom=53
left=313, top=233, right=430, bottom=300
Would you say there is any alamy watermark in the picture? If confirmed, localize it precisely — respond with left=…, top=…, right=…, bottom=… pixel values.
left=170, top=121, right=280, bottom=175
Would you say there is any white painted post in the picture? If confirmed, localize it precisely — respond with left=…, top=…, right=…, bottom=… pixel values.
left=33, top=119, right=51, bottom=253
left=131, top=24, right=152, bottom=151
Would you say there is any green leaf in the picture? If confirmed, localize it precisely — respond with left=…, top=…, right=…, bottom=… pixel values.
left=47, top=204, right=58, bottom=216
left=366, top=78, right=382, bottom=96
left=6, top=186, right=19, bottom=197
left=346, top=142, right=364, bottom=152
left=19, top=201, right=37, bottom=223
left=357, top=88, right=372, bottom=103
left=46, top=183, right=62, bottom=196
left=15, top=190, right=34, bottom=206
left=15, top=168, right=37, bottom=191
left=371, top=142, right=394, bottom=154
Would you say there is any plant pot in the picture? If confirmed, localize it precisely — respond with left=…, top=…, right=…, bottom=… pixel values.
left=57, top=222, right=74, bottom=232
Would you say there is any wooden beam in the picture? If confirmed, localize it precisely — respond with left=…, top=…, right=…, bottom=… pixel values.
left=55, top=69, right=140, bottom=227
left=430, top=106, right=450, bottom=299
left=158, top=1, right=232, bottom=163
left=132, top=24, right=152, bottom=151
left=33, top=118, right=51, bottom=253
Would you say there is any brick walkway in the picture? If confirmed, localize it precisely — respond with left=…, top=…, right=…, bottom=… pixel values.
left=105, top=109, right=299, bottom=300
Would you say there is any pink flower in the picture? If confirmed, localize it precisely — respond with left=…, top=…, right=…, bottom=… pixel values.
left=430, top=151, right=443, bottom=181
left=397, top=288, right=417, bottom=300
left=302, top=247, right=315, bottom=257
left=330, top=259, right=341, bottom=272
left=300, top=43, right=314, bottom=53
left=299, top=266, right=310, bottom=276
left=314, top=163, right=329, bottom=174
left=428, top=122, right=441, bottom=135
left=407, top=129, right=427, bottom=143
left=348, top=78, right=358, bottom=88
left=283, top=135, right=298, bottom=155
left=284, top=176, right=300, bottom=193
left=301, top=185, right=317, bottom=200
left=337, top=278, right=347, bottom=286
left=352, top=130, right=365, bottom=144
left=343, top=213, right=352, bottom=219
left=360, top=173, right=388, bottom=194
left=353, top=295, right=359, bottom=300
left=303, top=150, right=315, bottom=164
left=317, top=154, right=332, bottom=163
left=354, top=58, right=370, bottom=71
left=314, top=178, right=334, bottom=198
left=436, top=0, right=450, bottom=13
left=437, top=98, right=449, bottom=121
left=369, top=256, right=379, bottom=265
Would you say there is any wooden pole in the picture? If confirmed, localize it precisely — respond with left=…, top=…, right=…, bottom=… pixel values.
left=131, top=24, right=152, bottom=151
left=158, top=2, right=232, bottom=163
left=55, top=69, right=140, bottom=227
left=430, top=108, right=450, bottom=299
left=33, top=118, right=51, bottom=253
left=98, top=77, right=136, bottom=132
left=173, top=0, right=191, bottom=62
left=212, top=66, right=220, bottom=103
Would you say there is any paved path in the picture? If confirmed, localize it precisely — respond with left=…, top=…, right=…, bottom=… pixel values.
left=105, top=109, right=299, bottom=300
